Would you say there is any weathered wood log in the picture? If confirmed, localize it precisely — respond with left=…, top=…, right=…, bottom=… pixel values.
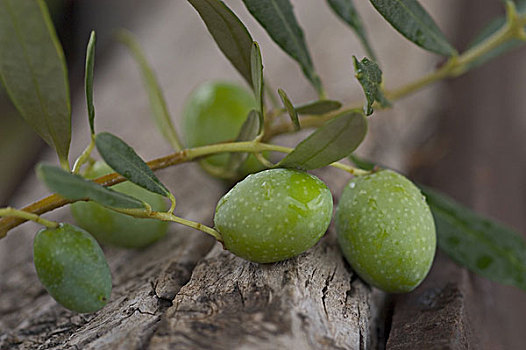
left=150, top=228, right=385, bottom=350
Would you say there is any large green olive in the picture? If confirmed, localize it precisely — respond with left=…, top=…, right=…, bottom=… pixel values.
left=336, top=170, right=436, bottom=293
left=183, top=81, right=265, bottom=177
left=70, top=161, right=168, bottom=248
left=33, top=223, right=112, bottom=313
left=214, top=168, right=333, bottom=263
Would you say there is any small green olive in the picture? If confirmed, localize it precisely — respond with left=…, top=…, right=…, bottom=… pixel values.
left=182, top=81, right=265, bottom=176
left=336, top=170, right=436, bottom=293
left=33, top=223, right=112, bottom=313
left=214, top=168, right=333, bottom=263
left=70, top=161, right=168, bottom=248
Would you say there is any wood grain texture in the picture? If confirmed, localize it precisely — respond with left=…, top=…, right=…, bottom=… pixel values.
left=150, top=233, right=384, bottom=350
left=386, top=253, right=477, bottom=349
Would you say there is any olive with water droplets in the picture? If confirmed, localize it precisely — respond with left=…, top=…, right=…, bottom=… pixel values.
left=183, top=81, right=266, bottom=177
left=336, top=170, right=436, bottom=293
left=214, top=168, right=333, bottom=263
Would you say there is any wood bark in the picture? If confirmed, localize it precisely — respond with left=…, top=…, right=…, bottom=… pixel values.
left=150, top=230, right=385, bottom=350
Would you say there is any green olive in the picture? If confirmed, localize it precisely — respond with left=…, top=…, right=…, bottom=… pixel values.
left=70, top=161, right=168, bottom=248
left=214, top=168, right=333, bottom=263
left=336, top=170, right=436, bottom=293
left=182, top=81, right=265, bottom=177
left=33, top=223, right=112, bottom=313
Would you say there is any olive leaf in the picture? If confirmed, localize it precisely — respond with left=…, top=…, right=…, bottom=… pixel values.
left=188, top=0, right=254, bottom=86
left=327, top=0, right=376, bottom=60
left=242, top=0, right=323, bottom=95
left=278, top=111, right=367, bottom=170
left=95, top=132, right=170, bottom=197
left=295, top=100, right=342, bottom=115
left=85, top=31, right=96, bottom=134
left=251, top=41, right=264, bottom=129
left=227, top=110, right=260, bottom=172
left=277, top=88, right=300, bottom=131
left=422, top=186, right=526, bottom=291
left=36, top=164, right=145, bottom=209
left=369, top=0, right=457, bottom=56
left=353, top=56, right=390, bottom=116
left=0, top=0, right=71, bottom=167
left=117, top=30, right=183, bottom=151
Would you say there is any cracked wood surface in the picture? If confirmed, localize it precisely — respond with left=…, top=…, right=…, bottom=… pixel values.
left=150, top=233, right=384, bottom=350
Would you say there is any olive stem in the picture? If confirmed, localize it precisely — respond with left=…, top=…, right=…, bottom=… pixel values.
left=111, top=208, right=223, bottom=242
left=72, top=135, right=96, bottom=174
left=254, top=152, right=274, bottom=168
left=0, top=208, right=59, bottom=229
left=330, top=161, right=371, bottom=176
left=160, top=213, right=223, bottom=243
left=167, top=193, right=177, bottom=214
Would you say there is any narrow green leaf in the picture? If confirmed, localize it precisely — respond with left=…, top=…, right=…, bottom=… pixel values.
left=227, top=110, right=260, bottom=171
left=251, top=41, right=264, bottom=129
left=188, top=0, right=254, bottom=86
left=422, top=187, right=526, bottom=291
left=0, top=0, right=71, bottom=166
left=295, top=100, right=342, bottom=115
left=85, top=31, right=96, bottom=134
left=353, top=56, right=390, bottom=116
left=117, top=30, right=183, bottom=151
left=465, top=1, right=526, bottom=71
left=278, top=111, right=367, bottom=170
left=36, top=164, right=144, bottom=209
left=369, top=0, right=457, bottom=56
left=95, top=132, right=169, bottom=197
left=277, top=88, right=300, bottom=131
left=242, top=0, right=323, bottom=95
left=327, top=0, right=376, bottom=60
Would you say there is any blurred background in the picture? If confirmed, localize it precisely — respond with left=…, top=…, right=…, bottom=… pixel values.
left=0, top=0, right=525, bottom=348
